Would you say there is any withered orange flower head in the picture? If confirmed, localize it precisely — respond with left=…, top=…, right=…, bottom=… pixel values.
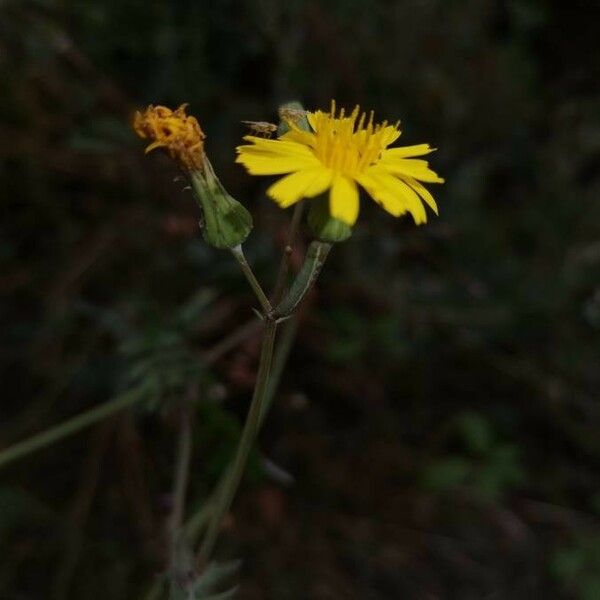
left=133, top=103, right=206, bottom=171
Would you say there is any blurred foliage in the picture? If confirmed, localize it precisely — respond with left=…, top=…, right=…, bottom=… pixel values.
left=552, top=535, right=600, bottom=600
left=421, top=411, right=525, bottom=499
left=1, top=0, right=600, bottom=598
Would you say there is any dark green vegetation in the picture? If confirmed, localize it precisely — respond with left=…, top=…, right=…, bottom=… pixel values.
left=1, top=0, right=599, bottom=598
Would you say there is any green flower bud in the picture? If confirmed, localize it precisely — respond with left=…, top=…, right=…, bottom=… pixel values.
left=307, top=196, right=352, bottom=243
left=190, top=160, right=253, bottom=249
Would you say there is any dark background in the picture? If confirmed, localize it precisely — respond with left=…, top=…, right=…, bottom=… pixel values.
left=1, top=0, right=600, bottom=598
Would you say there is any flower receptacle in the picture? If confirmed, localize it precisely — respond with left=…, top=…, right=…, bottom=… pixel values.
left=307, top=196, right=352, bottom=243
left=190, top=162, right=253, bottom=250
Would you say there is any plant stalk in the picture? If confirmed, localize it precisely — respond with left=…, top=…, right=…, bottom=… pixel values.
left=271, top=201, right=305, bottom=304
left=230, top=245, right=273, bottom=315
left=272, top=240, right=331, bottom=319
left=170, top=392, right=195, bottom=549
left=0, top=388, right=145, bottom=469
left=198, top=318, right=277, bottom=562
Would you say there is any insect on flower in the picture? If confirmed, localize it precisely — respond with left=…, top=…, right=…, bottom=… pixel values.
left=278, top=106, right=308, bottom=125
left=241, top=121, right=278, bottom=138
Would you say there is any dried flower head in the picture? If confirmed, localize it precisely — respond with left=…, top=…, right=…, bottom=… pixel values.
left=134, top=103, right=252, bottom=248
left=133, top=103, right=206, bottom=171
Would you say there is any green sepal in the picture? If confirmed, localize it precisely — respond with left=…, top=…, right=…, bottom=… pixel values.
left=307, top=196, right=352, bottom=243
left=190, top=162, right=252, bottom=250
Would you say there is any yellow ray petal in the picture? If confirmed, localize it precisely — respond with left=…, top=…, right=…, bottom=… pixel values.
left=360, top=167, right=428, bottom=224
left=383, top=144, right=436, bottom=158
left=392, top=177, right=428, bottom=223
left=307, top=110, right=327, bottom=133
left=401, top=176, right=439, bottom=215
left=144, top=140, right=166, bottom=153
left=356, top=172, right=406, bottom=217
left=378, top=125, right=402, bottom=147
left=235, top=150, right=319, bottom=175
left=239, top=136, right=315, bottom=158
left=267, top=167, right=333, bottom=208
left=280, top=129, right=316, bottom=147
left=329, top=175, right=360, bottom=225
left=379, top=156, right=445, bottom=183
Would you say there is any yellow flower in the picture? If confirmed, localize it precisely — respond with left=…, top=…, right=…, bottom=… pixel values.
left=133, top=103, right=206, bottom=171
left=236, top=101, right=444, bottom=226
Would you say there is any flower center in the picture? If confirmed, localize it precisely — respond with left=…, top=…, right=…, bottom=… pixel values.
left=311, top=104, right=397, bottom=176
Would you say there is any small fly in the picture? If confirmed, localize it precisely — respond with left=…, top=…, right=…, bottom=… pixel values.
left=278, top=107, right=308, bottom=125
left=241, top=121, right=278, bottom=138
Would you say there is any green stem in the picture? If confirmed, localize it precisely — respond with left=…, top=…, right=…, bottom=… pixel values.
left=271, top=201, right=305, bottom=304
left=260, top=315, right=299, bottom=426
left=186, top=500, right=213, bottom=540
left=182, top=317, right=298, bottom=543
left=0, top=388, right=145, bottom=470
left=170, top=396, right=194, bottom=547
left=198, top=318, right=277, bottom=562
left=230, top=245, right=273, bottom=315
left=272, top=240, right=331, bottom=319
left=194, top=241, right=331, bottom=561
